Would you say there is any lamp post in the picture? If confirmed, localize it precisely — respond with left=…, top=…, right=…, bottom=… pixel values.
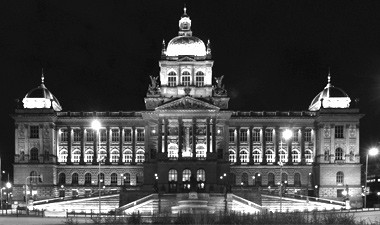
left=5, top=182, right=11, bottom=213
left=92, top=119, right=102, bottom=216
left=279, top=129, right=292, bottom=213
left=220, top=173, right=227, bottom=214
left=365, top=147, right=379, bottom=208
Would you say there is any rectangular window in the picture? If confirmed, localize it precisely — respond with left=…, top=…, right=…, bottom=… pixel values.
left=73, top=130, right=81, bottom=142
left=30, top=126, right=39, bottom=138
left=137, top=129, right=144, bottom=142
left=100, top=130, right=107, bottom=142
left=196, top=77, right=204, bottom=87
left=182, top=76, right=190, bottom=86
left=60, top=130, right=68, bottom=142
left=335, top=125, right=344, bottom=139
left=239, top=129, right=248, bottom=142
left=229, top=129, right=235, bottom=143
left=124, top=129, right=132, bottom=142
left=304, top=129, right=311, bottom=142
left=293, top=131, right=299, bottom=142
left=86, top=130, right=94, bottom=142
left=252, top=129, right=260, bottom=142
left=168, top=77, right=176, bottom=87
left=265, top=129, right=273, bottom=142
left=111, top=129, right=119, bottom=142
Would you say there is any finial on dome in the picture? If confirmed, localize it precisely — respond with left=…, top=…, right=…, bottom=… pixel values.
left=327, top=67, right=331, bottom=84
left=161, top=39, right=166, bottom=58
left=183, top=4, right=187, bottom=16
left=41, top=68, right=45, bottom=84
left=206, top=39, right=212, bottom=59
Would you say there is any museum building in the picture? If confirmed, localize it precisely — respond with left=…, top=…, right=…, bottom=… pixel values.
left=12, top=7, right=363, bottom=208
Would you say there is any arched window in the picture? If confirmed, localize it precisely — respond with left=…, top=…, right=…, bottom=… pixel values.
left=98, top=173, right=105, bottom=185
left=84, top=173, right=92, bottom=185
left=292, top=149, right=301, bottom=163
left=266, top=149, right=274, bottom=163
left=169, top=169, right=178, bottom=182
left=168, top=71, right=177, bottom=87
left=240, top=149, right=249, bottom=163
left=111, top=173, right=118, bottom=185
left=279, top=149, right=287, bottom=163
left=305, top=149, right=313, bottom=163
left=335, top=148, right=344, bottom=160
left=136, top=149, right=145, bottom=163
left=72, top=173, right=79, bottom=185
left=58, top=173, right=66, bottom=184
left=294, top=173, right=301, bottom=187
left=282, top=173, right=288, bottom=183
left=254, top=173, right=262, bottom=186
left=59, top=149, right=68, bottom=163
left=229, top=149, right=236, bottom=163
left=196, top=71, right=204, bottom=76
left=183, top=169, right=191, bottom=182
left=99, top=149, right=107, bottom=162
left=268, top=173, right=275, bottom=186
left=182, top=71, right=190, bottom=75
left=30, top=148, right=39, bottom=161
left=195, top=71, right=204, bottom=87
left=241, top=173, right=248, bottom=186
left=123, top=173, right=131, bottom=186
left=196, top=145, right=206, bottom=159
left=168, top=71, right=176, bottom=76
left=30, top=171, right=38, bottom=183
left=72, top=149, right=80, bottom=163
left=252, top=149, right=261, bottom=163
left=123, top=149, right=132, bottom=163
left=110, top=149, right=119, bottom=163
left=168, top=144, right=179, bottom=160
left=197, top=169, right=206, bottom=190
left=85, top=149, right=93, bottom=163
left=229, top=173, right=236, bottom=186
left=336, top=171, right=344, bottom=185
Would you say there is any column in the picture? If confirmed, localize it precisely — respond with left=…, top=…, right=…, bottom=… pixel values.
left=300, top=128, right=305, bottom=164
left=158, top=120, right=162, bottom=154
left=93, top=129, right=98, bottom=165
left=132, top=127, right=136, bottom=164
left=261, top=127, right=267, bottom=165
left=118, top=127, right=123, bottom=165
left=67, top=126, right=72, bottom=164
left=274, top=127, right=279, bottom=164
left=236, top=126, right=240, bottom=164
left=106, top=127, right=111, bottom=164
left=192, top=118, right=196, bottom=159
left=212, top=118, right=216, bottom=153
left=206, top=118, right=210, bottom=153
left=164, top=119, right=168, bottom=154
left=80, top=127, right=85, bottom=164
left=178, top=118, right=183, bottom=159
left=287, top=131, right=292, bottom=165
left=249, top=126, right=253, bottom=164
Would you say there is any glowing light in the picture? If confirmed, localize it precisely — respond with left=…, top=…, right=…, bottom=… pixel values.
left=369, top=148, right=379, bottom=156
left=282, top=129, right=293, bottom=140
left=91, top=120, right=101, bottom=131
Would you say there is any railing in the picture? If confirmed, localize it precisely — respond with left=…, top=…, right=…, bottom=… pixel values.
left=232, top=194, right=263, bottom=211
left=117, top=194, right=156, bottom=213
left=232, top=111, right=316, bottom=117
left=261, top=191, right=345, bottom=206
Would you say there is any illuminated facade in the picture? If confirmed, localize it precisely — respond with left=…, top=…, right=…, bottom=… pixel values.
left=12, top=7, right=363, bottom=209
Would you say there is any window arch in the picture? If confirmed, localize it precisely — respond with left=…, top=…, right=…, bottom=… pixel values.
left=305, top=149, right=313, bottom=163
left=123, top=173, right=130, bottom=186
left=294, top=173, right=301, bottom=187
left=281, top=173, right=288, bottom=183
left=98, top=173, right=105, bottom=185
left=266, top=149, right=274, bottom=163
left=197, top=169, right=206, bottom=181
left=182, top=71, right=190, bottom=75
left=84, top=173, right=92, bottom=185
left=292, top=149, right=301, bottom=163
left=241, top=173, right=248, bottom=186
left=72, top=149, right=80, bottom=163
left=85, top=149, right=93, bottom=163
left=252, top=149, right=261, bottom=163
left=30, top=171, right=38, bottom=183
left=99, top=149, right=107, bottom=162
left=254, top=173, right=262, bottom=186
left=195, top=71, right=204, bottom=76
left=181, top=71, right=191, bottom=86
left=136, top=149, right=145, bottom=163
left=59, top=149, right=68, bottom=163
left=58, top=173, right=66, bottom=184
left=72, top=173, right=79, bottom=185
left=268, top=173, right=275, bottom=186
left=183, top=169, right=191, bottom=182
left=279, top=149, right=287, bottom=163
left=336, top=171, right=344, bottom=185
left=196, top=144, right=206, bottom=159
left=168, top=71, right=177, bottom=87
left=168, top=71, right=176, bottom=76
left=111, top=173, right=118, bottom=185
left=240, top=149, right=249, bottom=163
left=168, top=144, right=179, bottom=160
left=335, top=148, right=344, bottom=160
left=30, top=148, right=39, bottom=161
left=123, top=149, right=132, bottom=163
left=110, top=149, right=119, bottom=163
left=169, top=169, right=178, bottom=182
left=195, top=71, right=204, bottom=87
left=229, top=149, right=236, bottom=163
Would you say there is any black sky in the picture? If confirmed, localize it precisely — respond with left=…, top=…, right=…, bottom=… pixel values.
left=1, top=0, right=380, bottom=178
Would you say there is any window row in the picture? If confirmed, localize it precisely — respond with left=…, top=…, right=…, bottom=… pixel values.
left=228, top=149, right=313, bottom=164
left=59, top=128, right=145, bottom=143
left=228, top=128, right=313, bottom=143
left=58, top=172, right=137, bottom=186
left=58, top=149, right=145, bottom=163
left=167, top=71, right=205, bottom=87
left=168, top=144, right=207, bottom=159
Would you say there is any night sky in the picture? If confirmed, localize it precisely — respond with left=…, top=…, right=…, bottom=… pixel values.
left=1, top=0, right=380, bottom=179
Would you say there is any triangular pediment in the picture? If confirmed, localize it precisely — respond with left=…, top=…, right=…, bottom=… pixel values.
left=156, top=96, right=220, bottom=110
left=178, top=56, right=196, bottom=61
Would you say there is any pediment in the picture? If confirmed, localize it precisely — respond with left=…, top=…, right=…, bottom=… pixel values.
left=156, top=97, right=220, bottom=110
left=178, top=56, right=196, bottom=61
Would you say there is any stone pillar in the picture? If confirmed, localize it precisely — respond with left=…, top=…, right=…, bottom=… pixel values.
left=261, top=127, right=267, bottom=164
left=178, top=118, right=183, bottom=159
left=164, top=119, right=168, bottom=154
left=206, top=118, right=210, bottom=153
left=249, top=126, right=253, bottom=164
left=192, top=118, right=196, bottom=159
left=236, top=127, right=240, bottom=164
left=158, top=120, right=162, bottom=153
left=212, top=118, right=216, bottom=153
left=80, top=127, right=85, bottom=164
left=287, top=132, right=292, bottom=165
left=300, top=128, right=305, bottom=164
left=118, top=127, right=123, bottom=165
left=67, top=127, right=72, bottom=165
left=132, top=127, right=136, bottom=164
left=106, top=127, right=111, bottom=164
left=274, top=127, right=279, bottom=164
left=93, top=129, right=98, bottom=165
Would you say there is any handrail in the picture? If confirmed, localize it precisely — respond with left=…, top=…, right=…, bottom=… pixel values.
left=232, top=194, right=263, bottom=211
left=261, top=191, right=345, bottom=206
left=117, top=194, right=155, bottom=212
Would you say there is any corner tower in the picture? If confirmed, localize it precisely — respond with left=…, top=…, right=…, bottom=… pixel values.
left=145, top=6, right=229, bottom=110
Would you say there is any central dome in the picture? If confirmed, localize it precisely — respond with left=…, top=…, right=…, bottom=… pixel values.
left=166, top=36, right=206, bottom=57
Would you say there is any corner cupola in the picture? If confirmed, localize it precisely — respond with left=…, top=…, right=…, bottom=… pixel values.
left=309, top=71, right=351, bottom=111
left=22, top=69, right=62, bottom=111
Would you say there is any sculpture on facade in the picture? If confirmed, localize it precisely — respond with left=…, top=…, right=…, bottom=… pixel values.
left=147, top=76, right=160, bottom=95
left=213, top=75, right=227, bottom=96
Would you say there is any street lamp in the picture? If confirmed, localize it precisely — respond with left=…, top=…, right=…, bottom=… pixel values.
left=220, top=173, right=228, bottom=214
left=365, top=147, right=379, bottom=208
left=5, top=182, right=11, bottom=213
left=92, top=119, right=103, bottom=216
left=279, top=129, right=292, bottom=213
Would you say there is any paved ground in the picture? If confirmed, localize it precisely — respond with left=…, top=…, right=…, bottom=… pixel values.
left=0, top=217, right=92, bottom=225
